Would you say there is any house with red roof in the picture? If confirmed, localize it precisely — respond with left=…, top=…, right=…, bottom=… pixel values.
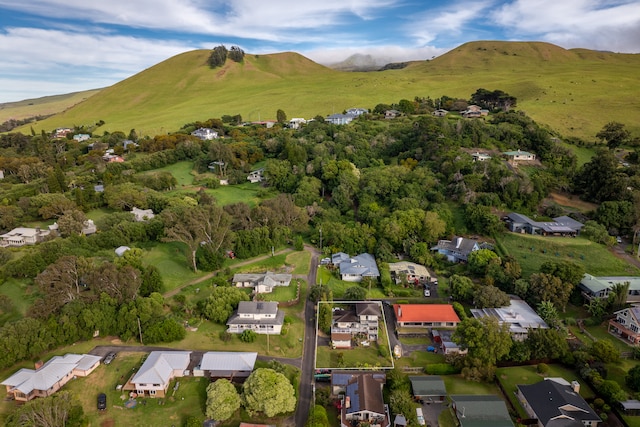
left=393, top=304, right=460, bottom=329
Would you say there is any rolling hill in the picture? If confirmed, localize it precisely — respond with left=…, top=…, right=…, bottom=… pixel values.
left=13, top=41, right=640, bottom=139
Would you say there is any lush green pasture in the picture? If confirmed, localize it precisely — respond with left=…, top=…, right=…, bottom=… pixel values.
left=85, top=207, right=117, bottom=222
left=0, top=89, right=101, bottom=123
left=23, top=43, right=640, bottom=140
left=497, top=233, right=640, bottom=278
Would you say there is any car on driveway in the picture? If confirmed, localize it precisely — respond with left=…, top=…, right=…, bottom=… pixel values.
left=103, top=352, right=116, bottom=365
left=97, top=393, right=107, bottom=410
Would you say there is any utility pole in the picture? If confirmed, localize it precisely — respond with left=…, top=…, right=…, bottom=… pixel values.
left=137, top=317, right=143, bottom=345
left=319, top=227, right=323, bottom=252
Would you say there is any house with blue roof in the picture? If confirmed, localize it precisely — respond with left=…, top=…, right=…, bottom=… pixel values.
left=336, top=372, right=388, bottom=427
left=335, top=253, right=380, bottom=282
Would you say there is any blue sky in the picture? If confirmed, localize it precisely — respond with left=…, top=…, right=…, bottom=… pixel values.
left=1, top=0, right=639, bottom=103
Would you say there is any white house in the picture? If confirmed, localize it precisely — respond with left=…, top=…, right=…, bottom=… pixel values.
left=199, top=351, right=257, bottom=379
left=2, top=354, right=101, bottom=402
left=232, top=272, right=292, bottom=294
left=226, top=301, right=284, bottom=335
left=191, top=128, right=218, bottom=140
left=289, top=118, right=306, bottom=129
left=0, top=227, right=51, bottom=247
left=131, top=207, right=155, bottom=222
left=130, top=351, right=191, bottom=398
left=247, top=168, right=264, bottom=183
left=336, top=253, right=380, bottom=282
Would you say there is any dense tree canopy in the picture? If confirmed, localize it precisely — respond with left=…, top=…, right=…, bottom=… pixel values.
left=242, top=368, right=296, bottom=417
left=206, top=379, right=241, bottom=421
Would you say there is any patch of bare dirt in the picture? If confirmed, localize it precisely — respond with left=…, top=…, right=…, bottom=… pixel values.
left=546, top=192, right=598, bottom=212
left=100, top=419, right=115, bottom=427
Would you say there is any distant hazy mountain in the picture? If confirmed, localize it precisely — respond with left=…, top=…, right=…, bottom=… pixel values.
left=327, top=53, right=398, bottom=71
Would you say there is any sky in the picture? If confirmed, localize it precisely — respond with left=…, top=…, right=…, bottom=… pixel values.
left=1, top=0, right=639, bottom=103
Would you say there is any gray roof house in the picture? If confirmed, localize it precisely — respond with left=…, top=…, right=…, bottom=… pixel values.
left=470, top=297, right=548, bottom=341
left=130, top=351, right=191, bottom=398
left=191, top=127, right=218, bottom=140
left=579, top=274, right=640, bottom=303
left=337, top=253, right=380, bottom=282
left=227, top=301, right=285, bottom=335
left=2, top=353, right=101, bottom=402
left=232, top=271, right=292, bottom=294
left=505, top=213, right=583, bottom=236
left=431, top=237, right=479, bottom=263
left=199, top=351, right=257, bottom=379
left=517, top=379, right=601, bottom=427
left=410, top=376, right=447, bottom=402
left=450, top=395, right=514, bottom=427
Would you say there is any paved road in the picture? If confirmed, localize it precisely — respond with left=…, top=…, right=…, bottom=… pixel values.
left=293, top=245, right=320, bottom=427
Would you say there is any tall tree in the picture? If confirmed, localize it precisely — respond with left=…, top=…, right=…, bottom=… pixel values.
left=528, top=272, right=572, bottom=312
left=33, top=256, right=92, bottom=317
left=242, top=368, right=296, bottom=417
left=277, top=109, right=287, bottom=124
left=596, top=121, right=630, bottom=150
left=161, top=204, right=232, bottom=272
left=453, top=316, right=512, bottom=381
left=206, top=379, right=241, bottom=421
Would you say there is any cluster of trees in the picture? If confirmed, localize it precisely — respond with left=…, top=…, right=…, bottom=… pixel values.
left=205, top=368, right=296, bottom=421
left=208, top=45, right=245, bottom=68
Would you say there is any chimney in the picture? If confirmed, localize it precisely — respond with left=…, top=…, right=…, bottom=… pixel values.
left=571, top=381, right=580, bottom=393
left=398, top=306, right=402, bottom=318
left=35, top=360, right=43, bottom=370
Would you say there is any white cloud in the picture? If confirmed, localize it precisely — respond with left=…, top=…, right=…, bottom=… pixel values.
left=0, top=27, right=194, bottom=102
left=405, top=0, right=495, bottom=46
left=492, top=0, right=640, bottom=52
left=0, top=0, right=399, bottom=42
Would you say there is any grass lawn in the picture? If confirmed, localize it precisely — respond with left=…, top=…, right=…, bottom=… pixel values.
left=263, top=279, right=302, bottom=303
left=64, top=351, right=208, bottom=427
left=438, top=407, right=457, bottom=427
left=317, top=267, right=386, bottom=299
left=141, top=241, right=205, bottom=292
left=228, top=252, right=290, bottom=272
left=85, top=207, right=118, bottom=222
left=0, top=277, right=35, bottom=319
left=286, top=250, right=311, bottom=275
left=148, top=161, right=195, bottom=186
left=316, top=343, right=394, bottom=369
left=497, top=233, right=640, bottom=278
left=442, top=375, right=501, bottom=395
left=495, top=364, right=595, bottom=419
left=206, top=182, right=267, bottom=207
left=395, top=350, right=446, bottom=368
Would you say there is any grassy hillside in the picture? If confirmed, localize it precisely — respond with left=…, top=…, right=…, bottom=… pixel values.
left=0, top=89, right=101, bottom=123
left=17, top=41, right=640, bottom=139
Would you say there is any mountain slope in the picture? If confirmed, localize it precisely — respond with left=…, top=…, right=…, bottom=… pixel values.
left=24, top=42, right=640, bottom=139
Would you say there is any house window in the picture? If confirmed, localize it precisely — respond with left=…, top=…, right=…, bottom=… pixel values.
left=149, top=390, right=156, bottom=396
left=631, top=324, right=639, bottom=333
left=153, top=384, right=160, bottom=387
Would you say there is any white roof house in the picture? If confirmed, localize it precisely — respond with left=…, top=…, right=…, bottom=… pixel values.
left=191, top=128, right=219, bottom=140
left=0, top=227, right=51, bottom=247
left=470, top=297, right=548, bottom=340
left=131, top=351, right=191, bottom=398
left=2, top=353, right=101, bottom=401
left=232, top=272, right=292, bottom=293
left=200, top=352, right=257, bottom=378
left=131, top=207, right=155, bottom=222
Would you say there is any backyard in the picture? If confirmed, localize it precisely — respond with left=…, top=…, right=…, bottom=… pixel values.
left=497, top=233, right=640, bottom=278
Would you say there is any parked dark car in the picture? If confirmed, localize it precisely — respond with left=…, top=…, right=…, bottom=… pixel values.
left=103, top=352, right=116, bottom=365
left=97, top=393, right=107, bottom=410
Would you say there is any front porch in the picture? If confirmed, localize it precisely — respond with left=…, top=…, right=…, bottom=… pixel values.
left=608, top=320, right=640, bottom=345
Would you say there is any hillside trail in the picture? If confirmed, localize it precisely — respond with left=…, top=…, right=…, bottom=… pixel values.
left=162, top=247, right=293, bottom=298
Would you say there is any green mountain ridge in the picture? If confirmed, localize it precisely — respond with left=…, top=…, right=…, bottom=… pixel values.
left=16, top=41, right=640, bottom=139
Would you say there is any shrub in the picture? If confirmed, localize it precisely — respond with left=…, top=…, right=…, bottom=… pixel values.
left=219, top=331, right=232, bottom=342
left=537, top=363, right=550, bottom=374
left=239, top=329, right=257, bottom=343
